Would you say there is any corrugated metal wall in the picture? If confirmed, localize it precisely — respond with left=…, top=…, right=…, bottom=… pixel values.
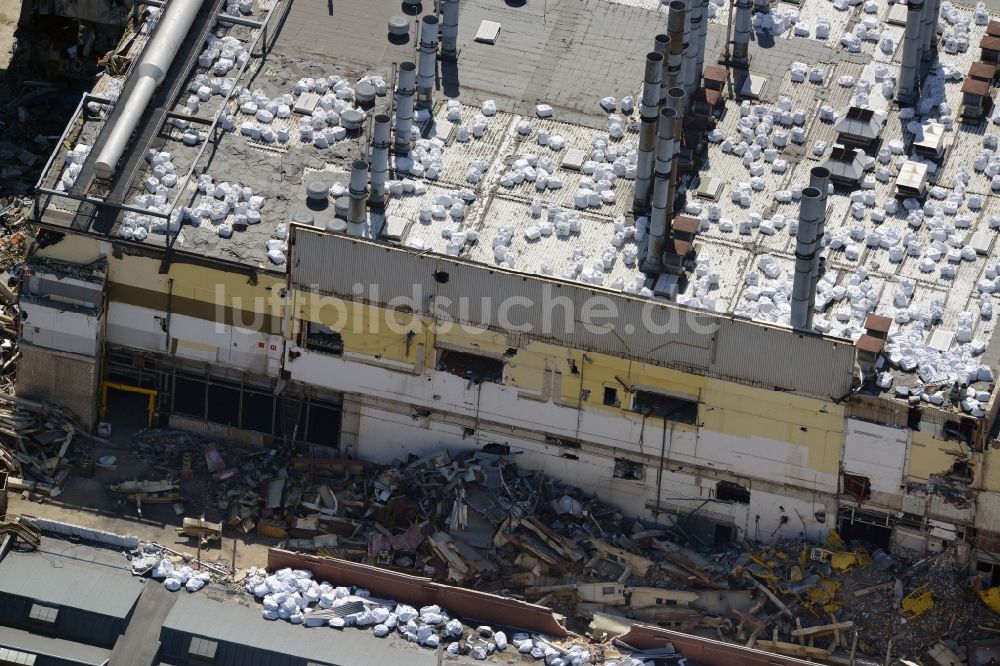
left=290, top=229, right=856, bottom=399
left=0, top=593, right=127, bottom=649
left=159, top=627, right=300, bottom=666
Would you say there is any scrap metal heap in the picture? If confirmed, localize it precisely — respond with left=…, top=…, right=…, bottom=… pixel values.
left=100, top=430, right=1000, bottom=661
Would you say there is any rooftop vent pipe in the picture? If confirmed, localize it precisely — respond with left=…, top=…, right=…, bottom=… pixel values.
left=369, top=114, right=391, bottom=207
left=394, top=61, right=417, bottom=155
left=684, top=0, right=705, bottom=98
left=790, top=187, right=823, bottom=330
left=417, top=15, right=439, bottom=108
left=896, top=0, right=924, bottom=104
left=666, top=1, right=687, bottom=92
left=922, top=0, right=940, bottom=62
left=732, top=0, right=753, bottom=70
left=806, top=166, right=830, bottom=329
left=441, top=0, right=460, bottom=61
left=654, top=34, right=670, bottom=106
left=694, top=0, right=709, bottom=96
left=93, top=0, right=206, bottom=178
left=634, top=52, right=664, bottom=216
left=645, top=107, right=678, bottom=274
left=666, top=87, right=685, bottom=211
left=347, top=159, right=369, bottom=235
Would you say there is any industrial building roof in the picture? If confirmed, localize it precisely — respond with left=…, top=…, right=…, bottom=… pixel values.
left=0, top=536, right=143, bottom=619
left=161, top=593, right=447, bottom=665
left=31, top=0, right=1000, bottom=408
left=0, top=626, right=111, bottom=666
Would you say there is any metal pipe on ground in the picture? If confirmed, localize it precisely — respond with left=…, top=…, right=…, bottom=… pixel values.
left=806, top=166, right=830, bottom=328
left=654, top=34, right=670, bottom=106
left=666, top=1, right=686, bottom=92
left=417, top=15, right=439, bottom=108
left=665, top=87, right=685, bottom=212
left=896, top=0, right=924, bottom=104
left=441, top=0, right=459, bottom=60
left=394, top=61, right=417, bottom=155
left=732, top=0, right=753, bottom=70
left=347, top=159, right=369, bottom=234
left=634, top=52, right=664, bottom=216
left=93, top=0, right=206, bottom=178
left=645, top=107, right=678, bottom=274
left=790, top=187, right=824, bottom=330
left=369, top=114, right=391, bottom=207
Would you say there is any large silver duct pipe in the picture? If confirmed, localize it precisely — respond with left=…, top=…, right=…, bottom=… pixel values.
left=922, top=0, right=940, bottom=62
left=369, top=114, right=391, bottom=207
left=733, top=0, right=753, bottom=69
left=645, top=107, right=678, bottom=274
left=394, top=61, right=417, bottom=155
left=684, top=0, right=705, bottom=98
left=347, top=159, right=369, bottom=234
left=93, top=0, right=205, bottom=178
left=417, top=15, right=439, bottom=108
left=666, top=87, right=685, bottom=212
left=441, top=0, right=460, bottom=61
left=654, top=34, right=670, bottom=106
left=695, top=0, right=709, bottom=95
left=634, top=52, right=664, bottom=216
left=790, top=187, right=823, bottom=330
left=896, top=0, right=924, bottom=104
left=666, top=1, right=687, bottom=92
left=806, top=166, right=830, bottom=328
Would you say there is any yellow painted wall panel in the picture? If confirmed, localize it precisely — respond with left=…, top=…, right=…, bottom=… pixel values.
left=33, top=235, right=104, bottom=264
left=907, top=430, right=961, bottom=481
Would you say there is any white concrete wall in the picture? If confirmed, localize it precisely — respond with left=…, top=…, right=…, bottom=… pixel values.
left=843, top=419, right=908, bottom=494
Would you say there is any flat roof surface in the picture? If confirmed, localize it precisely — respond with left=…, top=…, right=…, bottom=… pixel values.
left=161, top=593, right=454, bottom=665
left=0, top=626, right=112, bottom=666
left=33, top=0, right=1000, bottom=406
left=0, top=536, right=143, bottom=619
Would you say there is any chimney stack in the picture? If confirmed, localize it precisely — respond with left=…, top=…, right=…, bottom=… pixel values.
left=441, top=0, right=460, bottom=61
left=654, top=34, right=670, bottom=106
left=644, top=107, right=678, bottom=273
left=683, top=0, right=704, bottom=99
left=369, top=114, right=391, bottom=207
left=666, top=1, right=687, bottom=92
left=922, top=0, right=940, bottom=62
left=733, top=0, right=753, bottom=70
left=634, top=52, right=664, bottom=216
left=347, top=159, right=369, bottom=235
left=806, top=166, right=830, bottom=328
left=666, top=87, right=686, bottom=212
left=896, top=0, right=924, bottom=105
left=394, top=61, right=417, bottom=155
left=417, top=15, right=439, bottom=108
left=790, top=187, right=823, bottom=330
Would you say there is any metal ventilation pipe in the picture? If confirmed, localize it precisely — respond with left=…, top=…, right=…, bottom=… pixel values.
left=666, top=1, right=687, bottom=92
left=634, top=52, right=664, bottom=216
left=417, top=15, right=439, bottom=108
left=369, top=114, right=391, bottom=207
left=654, top=34, right=670, bottom=106
left=806, top=166, right=830, bottom=328
left=695, top=0, right=709, bottom=94
left=93, top=0, right=206, bottom=178
left=684, top=0, right=705, bottom=98
left=394, top=61, right=417, bottom=155
left=666, top=87, right=685, bottom=211
left=645, top=107, right=678, bottom=274
left=790, top=187, right=823, bottom=330
left=733, top=0, right=753, bottom=69
left=347, top=159, right=369, bottom=234
left=922, top=0, right=940, bottom=61
left=441, top=0, right=460, bottom=61
left=896, top=0, right=924, bottom=104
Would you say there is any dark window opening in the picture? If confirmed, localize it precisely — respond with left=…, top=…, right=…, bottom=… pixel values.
left=907, top=406, right=922, bottom=431
left=632, top=390, right=698, bottom=424
left=433, top=271, right=450, bottom=283
left=482, top=443, right=510, bottom=455
left=943, top=419, right=975, bottom=447
left=305, top=402, right=341, bottom=447
left=546, top=435, right=581, bottom=449
left=714, top=524, right=734, bottom=547
left=977, top=560, right=1000, bottom=587
left=716, top=480, right=751, bottom=504
left=614, top=458, right=645, bottom=481
left=305, top=321, right=343, bottom=355
left=562, top=452, right=579, bottom=460
left=655, top=598, right=678, bottom=606
left=240, top=390, right=274, bottom=434
left=952, top=459, right=973, bottom=481
left=843, top=473, right=872, bottom=502
left=602, top=586, right=616, bottom=595
left=173, top=375, right=207, bottom=419
left=437, top=349, right=504, bottom=384
left=206, top=383, right=240, bottom=427
left=462, top=427, right=476, bottom=438
left=837, top=507, right=892, bottom=549
left=603, top=386, right=619, bottom=407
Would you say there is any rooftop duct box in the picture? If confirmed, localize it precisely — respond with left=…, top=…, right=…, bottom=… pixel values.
left=475, top=20, right=501, bottom=44
left=294, top=92, right=320, bottom=115
left=382, top=216, right=410, bottom=240
left=561, top=148, right=587, bottom=171
left=887, top=2, right=907, bottom=25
